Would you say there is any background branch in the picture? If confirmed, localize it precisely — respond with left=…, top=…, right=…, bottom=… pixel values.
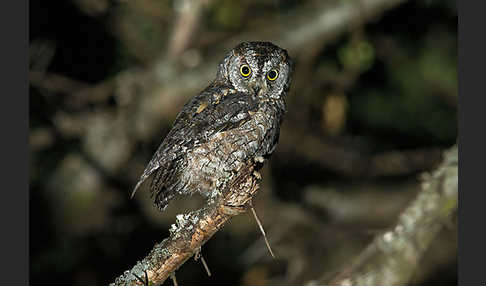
left=308, top=145, right=458, bottom=286
left=279, top=130, right=442, bottom=178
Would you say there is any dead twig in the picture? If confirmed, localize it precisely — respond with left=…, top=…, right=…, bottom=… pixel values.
left=194, top=247, right=211, bottom=277
left=29, top=70, right=89, bottom=94
left=250, top=205, right=276, bottom=259
left=170, top=273, right=178, bottom=286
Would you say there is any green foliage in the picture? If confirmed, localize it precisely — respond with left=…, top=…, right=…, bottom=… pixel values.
left=351, top=87, right=456, bottom=143
left=210, top=0, right=249, bottom=30
left=350, top=26, right=457, bottom=145
left=338, top=40, right=375, bottom=72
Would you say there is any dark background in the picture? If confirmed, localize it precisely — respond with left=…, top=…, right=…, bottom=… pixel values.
left=29, top=0, right=457, bottom=285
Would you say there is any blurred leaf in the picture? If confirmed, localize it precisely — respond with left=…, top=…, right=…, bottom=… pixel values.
left=321, top=93, right=348, bottom=136
left=350, top=25, right=456, bottom=144
left=338, top=40, right=375, bottom=72
left=210, top=0, right=249, bottom=30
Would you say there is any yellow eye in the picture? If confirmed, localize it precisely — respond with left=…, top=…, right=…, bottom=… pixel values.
left=240, top=64, right=251, bottom=77
left=267, top=69, right=278, bottom=81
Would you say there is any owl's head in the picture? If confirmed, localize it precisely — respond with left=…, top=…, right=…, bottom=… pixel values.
left=217, top=42, right=293, bottom=99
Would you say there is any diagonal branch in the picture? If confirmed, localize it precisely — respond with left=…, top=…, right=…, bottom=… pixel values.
left=110, top=164, right=261, bottom=286
left=308, top=144, right=458, bottom=286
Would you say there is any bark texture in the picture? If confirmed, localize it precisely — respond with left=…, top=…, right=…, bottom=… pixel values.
left=111, top=164, right=260, bottom=286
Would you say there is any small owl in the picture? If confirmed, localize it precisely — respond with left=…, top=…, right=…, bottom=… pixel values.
left=132, top=42, right=293, bottom=211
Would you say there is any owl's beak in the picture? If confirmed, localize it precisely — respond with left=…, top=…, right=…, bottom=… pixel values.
left=252, top=85, right=261, bottom=95
left=249, top=79, right=266, bottom=96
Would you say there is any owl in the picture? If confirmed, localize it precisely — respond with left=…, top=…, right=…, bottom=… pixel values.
left=131, top=41, right=293, bottom=211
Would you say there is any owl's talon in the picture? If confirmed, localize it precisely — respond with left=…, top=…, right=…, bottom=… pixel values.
left=254, top=156, right=265, bottom=163
left=253, top=170, right=262, bottom=180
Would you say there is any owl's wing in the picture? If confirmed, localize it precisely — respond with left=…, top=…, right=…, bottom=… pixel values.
left=131, top=87, right=258, bottom=198
left=184, top=91, right=259, bottom=141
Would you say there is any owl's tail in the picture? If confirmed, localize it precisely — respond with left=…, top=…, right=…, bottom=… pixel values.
left=130, top=180, right=144, bottom=198
left=130, top=151, right=167, bottom=198
left=130, top=161, right=162, bottom=198
left=150, top=165, right=179, bottom=211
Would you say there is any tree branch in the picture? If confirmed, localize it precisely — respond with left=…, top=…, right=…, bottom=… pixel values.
left=167, top=0, right=212, bottom=60
left=110, top=164, right=261, bottom=286
left=308, top=144, right=458, bottom=286
left=279, top=129, right=443, bottom=178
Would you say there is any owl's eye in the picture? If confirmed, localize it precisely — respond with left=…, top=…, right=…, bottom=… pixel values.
left=240, top=64, right=252, bottom=77
left=267, top=69, right=279, bottom=81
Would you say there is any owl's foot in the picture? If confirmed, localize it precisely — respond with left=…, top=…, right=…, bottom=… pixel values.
left=220, top=204, right=246, bottom=216
left=253, top=156, right=266, bottom=172
left=253, top=170, right=262, bottom=180
left=254, top=156, right=265, bottom=163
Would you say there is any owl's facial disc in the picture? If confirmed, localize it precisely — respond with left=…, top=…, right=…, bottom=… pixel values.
left=220, top=42, right=292, bottom=98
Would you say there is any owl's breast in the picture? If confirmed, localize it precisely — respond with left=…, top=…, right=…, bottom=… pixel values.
left=182, top=104, right=282, bottom=197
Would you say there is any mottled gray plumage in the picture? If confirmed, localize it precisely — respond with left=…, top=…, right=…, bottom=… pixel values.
left=132, top=42, right=293, bottom=211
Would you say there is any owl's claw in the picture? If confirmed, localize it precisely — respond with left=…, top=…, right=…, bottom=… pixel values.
left=253, top=170, right=262, bottom=180
left=220, top=205, right=246, bottom=215
left=254, top=156, right=265, bottom=163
